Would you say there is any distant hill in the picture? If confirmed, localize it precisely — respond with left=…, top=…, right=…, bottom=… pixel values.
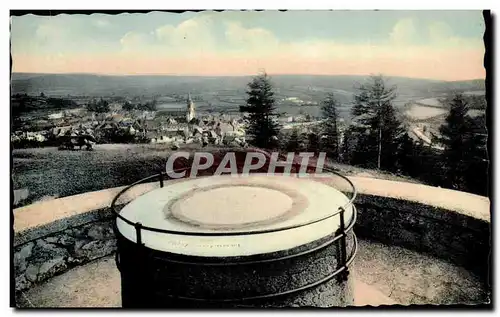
left=10, top=73, right=485, bottom=118
left=428, top=79, right=486, bottom=93
left=11, top=73, right=484, bottom=96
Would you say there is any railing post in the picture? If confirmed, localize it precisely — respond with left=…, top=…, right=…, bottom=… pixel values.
left=336, top=207, right=349, bottom=282
left=131, top=221, right=149, bottom=307
left=134, top=222, right=143, bottom=245
left=159, top=171, right=164, bottom=188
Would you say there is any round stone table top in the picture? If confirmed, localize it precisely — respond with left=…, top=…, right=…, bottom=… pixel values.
left=116, top=174, right=354, bottom=257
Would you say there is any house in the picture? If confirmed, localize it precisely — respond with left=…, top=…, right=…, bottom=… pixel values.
left=132, top=120, right=146, bottom=137
left=193, top=126, right=204, bottom=136
left=98, top=122, right=118, bottom=131
left=141, top=111, right=156, bottom=120
left=48, top=112, right=64, bottom=120
left=147, top=129, right=185, bottom=144
left=215, top=122, right=234, bottom=137
left=53, top=126, right=73, bottom=137
left=63, top=108, right=85, bottom=117
left=204, top=130, right=221, bottom=145
left=35, top=133, right=46, bottom=142
left=109, top=103, right=122, bottom=112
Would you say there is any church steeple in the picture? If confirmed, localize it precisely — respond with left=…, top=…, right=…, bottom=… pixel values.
left=186, top=93, right=195, bottom=123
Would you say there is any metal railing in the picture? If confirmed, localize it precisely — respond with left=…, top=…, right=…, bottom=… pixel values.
left=111, top=165, right=357, bottom=303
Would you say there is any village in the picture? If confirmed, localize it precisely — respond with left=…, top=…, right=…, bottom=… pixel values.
left=10, top=93, right=328, bottom=151
left=10, top=94, right=253, bottom=150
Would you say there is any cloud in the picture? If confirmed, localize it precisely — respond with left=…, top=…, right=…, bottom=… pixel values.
left=386, top=18, right=483, bottom=50
left=428, top=21, right=453, bottom=42
left=120, top=31, right=153, bottom=52
left=389, top=18, right=417, bottom=44
left=94, top=19, right=111, bottom=28
left=155, top=15, right=215, bottom=54
left=27, top=17, right=103, bottom=53
left=11, top=13, right=485, bottom=80
left=224, top=22, right=279, bottom=52
left=428, top=21, right=482, bottom=48
left=34, top=21, right=68, bottom=45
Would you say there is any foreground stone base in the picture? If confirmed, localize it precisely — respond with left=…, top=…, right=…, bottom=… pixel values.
left=117, top=230, right=356, bottom=308
left=16, top=239, right=489, bottom=308
left=16, top=256, right=394, bottom=308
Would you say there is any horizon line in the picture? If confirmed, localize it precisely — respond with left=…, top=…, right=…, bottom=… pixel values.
left=10, top=71, right=485, bottom=83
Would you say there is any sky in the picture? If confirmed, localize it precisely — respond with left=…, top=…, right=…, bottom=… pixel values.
left=10, top=10, right=486, bottom=80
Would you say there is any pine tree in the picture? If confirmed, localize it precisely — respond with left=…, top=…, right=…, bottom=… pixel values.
left=439, top=93, right=471, bottom=191
left=306, top=127, right=321, bottom=154
left=240, top=72, right=281, bottom=149
left=440, top=97, right=488, bottom=195
left=340, top=127, right=355, bottom=164
left=87, top=98, right=110, bottom=113
left=349, top=75, right=404, bottom=171
left=122, top=101, right=134, bottom=111
left=285, top=128, right=307, bottom=152
left=320, top=93, right=341, bottom=161
left=398, top=133, right=417, bottom=176
left=463, top=114, right=488, bottom=195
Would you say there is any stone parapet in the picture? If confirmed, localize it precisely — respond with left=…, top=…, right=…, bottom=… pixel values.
left=13, top=176, right=490, bottom=294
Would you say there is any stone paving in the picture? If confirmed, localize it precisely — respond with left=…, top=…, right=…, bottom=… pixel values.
left=16, top=239, right=489, bottom=308
left=353, top=239, right=488, bottom=305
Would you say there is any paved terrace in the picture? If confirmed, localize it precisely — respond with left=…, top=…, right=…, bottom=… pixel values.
left=17, top=239, right=487, bottom=307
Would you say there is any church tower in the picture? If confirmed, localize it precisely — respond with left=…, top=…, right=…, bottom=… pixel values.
left=186, top=93, right=195, bottom=123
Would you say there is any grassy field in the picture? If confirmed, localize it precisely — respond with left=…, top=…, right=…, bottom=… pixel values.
left=12, top=144, right=421, bottom=208
left=12, top=144, right=181, bottom=207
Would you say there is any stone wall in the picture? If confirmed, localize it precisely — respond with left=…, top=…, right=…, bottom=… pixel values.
left=14, top=216, right=116, bottom=292
left=13, top=177, right=491, bottom=294
left=353, top=194, right=490, bottom=283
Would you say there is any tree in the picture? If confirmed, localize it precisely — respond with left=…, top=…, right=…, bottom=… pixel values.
left=285, top=128, right=307, bottom=153
left=463, top=114, right=489, bottom=195
left=149, top=99, right=158, bottom=111
left=440, top=94, right=488, bottom=194
left=122, top=101, right=135, bottom=111
left=320, top=93, right=341, bottom=161
left=340, top=127, right=355, bottom=164
left=398, top=137, right=446, bottom=187
left=87, top=99, right=110, bottom=113
left=240, top=72, right=281, bottom=149
left=306, top=127, right=321, bottom=153
left=137, top=100, right=157, bottom=111
left=398, top=133, right=417, bottom=176
left=349, top=75, right=404, bottom=171
left=439, top=94, right=471, bottom=190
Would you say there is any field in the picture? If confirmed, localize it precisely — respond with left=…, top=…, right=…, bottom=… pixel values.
left=414, top=98, right=443, bottom=107
left=405, top=105, right=448, bottom=120
left=12, top=144, right=179, bottom=207
left=12, top=144, right=421, bottom=208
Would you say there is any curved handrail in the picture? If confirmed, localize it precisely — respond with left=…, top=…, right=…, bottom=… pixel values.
left=145, top=235, right=358, bottom=303
left=115, top=204, right=357, bottom=267
left=110, top=166, right=357, bottom=237
left=112, top=159, right=358, bottom=305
